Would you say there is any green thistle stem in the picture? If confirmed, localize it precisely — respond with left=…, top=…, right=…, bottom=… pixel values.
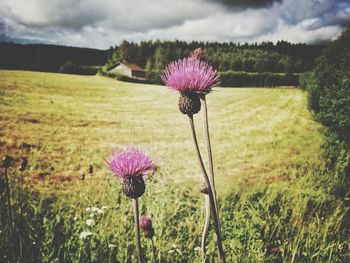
left=201, top=95, right=218, bottom=208
left=19, top=171, right=23, bottom=262
left=188, top=115, right=226, bottom=263
left=133, top=198, right=144, bottom=263
left=200, top=95, right=220, bottom=262
left=151, top=238, right=157, bottom=263
left=201, top=194, right=210, bottom=262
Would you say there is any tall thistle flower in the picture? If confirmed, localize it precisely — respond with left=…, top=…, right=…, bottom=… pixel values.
left=162, top=57, right=219, bottom=116
left=162, top=51, right=225, bottom=262
left=107, top=146, right=155, bottom=263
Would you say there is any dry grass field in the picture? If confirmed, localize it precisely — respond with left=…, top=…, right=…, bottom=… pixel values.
left=0, top=70, right=323, bottom=193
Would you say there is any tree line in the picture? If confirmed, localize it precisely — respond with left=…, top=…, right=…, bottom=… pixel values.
left=0, top=40, right=325, bottom=86
left=0, top=43, right=108, bottom=73
left=104, top=40, right=324, bottom=86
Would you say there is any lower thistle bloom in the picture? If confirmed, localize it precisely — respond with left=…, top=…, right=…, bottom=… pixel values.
left=106, top=146, right=155, bottom=199
left=139, top=215, right=155, bottom=239
left=162, top=57, right=219, bottom=116
left=106, top=146, right=155, bottom=263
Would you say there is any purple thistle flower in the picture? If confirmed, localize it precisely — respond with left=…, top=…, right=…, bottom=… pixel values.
left=139, top=215, right=152, bottom=230
left=162, top=57, right=219, bottom=94
left=107, top=146, right=155, bottom=179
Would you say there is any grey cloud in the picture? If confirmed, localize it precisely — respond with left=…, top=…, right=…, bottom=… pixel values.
left=0, top=0, right=348, bottom=48
left=207, top=0, right=282, bottom=8
left=0, top=0, right=212, bottom=32
left=279, top=0, right=341, bottom=24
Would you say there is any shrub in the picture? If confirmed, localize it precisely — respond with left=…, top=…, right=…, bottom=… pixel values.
left=302, top=27, right=350, bottom=197
left=59, top=61, right=98, bottom=75
left=219, top=71, right=298, bottom=87
left=305, top=27, right=350, bottom=144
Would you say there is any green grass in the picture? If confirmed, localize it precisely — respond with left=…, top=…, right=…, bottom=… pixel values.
left=1, top=70, right=349, bottom=262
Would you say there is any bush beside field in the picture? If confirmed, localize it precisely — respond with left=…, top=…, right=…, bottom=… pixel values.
left=300, top=27, right=350, bottom=197
left=220, top=71, right=299, bottom=87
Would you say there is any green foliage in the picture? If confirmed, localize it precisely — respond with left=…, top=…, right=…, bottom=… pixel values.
left=302, top=27, right=350, bottom=200
left=106, top=40, right=323, bottom=86
left=2, top=171, right=350, bottom=262
left=58, top=61, right=98, bottom=75
left=304, top=27, right=350, bottom=144
left=220, top=71, right=299, bottom=87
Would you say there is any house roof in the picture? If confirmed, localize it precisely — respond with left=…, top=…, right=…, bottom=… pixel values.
left=108, top=62, right=145, bottom=72
left=124, top=63, right=145, bottom=72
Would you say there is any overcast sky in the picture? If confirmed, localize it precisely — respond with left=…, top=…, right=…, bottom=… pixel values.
left=0, top=0, right=350, bottom=49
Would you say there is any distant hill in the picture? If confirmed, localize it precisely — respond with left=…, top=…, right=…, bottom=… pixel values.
left=0, top=34, right=43, bottom=45
left=0, top=42, right=108, bottom=73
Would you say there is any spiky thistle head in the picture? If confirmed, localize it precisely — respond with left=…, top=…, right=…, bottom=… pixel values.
left=107, top=146, right=155, bottom=179
left=106, top=146, right=155, bottom=198
left=161, top=57, right=219, bottom=95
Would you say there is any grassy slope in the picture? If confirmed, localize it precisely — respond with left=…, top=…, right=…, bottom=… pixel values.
left=0, top=70, right=323, bottom=193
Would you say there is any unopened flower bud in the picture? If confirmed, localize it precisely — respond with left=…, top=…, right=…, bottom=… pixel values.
left=89, top=163, right=93, bottom=174
left=19, top=158, right=28, bottom=172
left=139, top=216, right=155, bottom=239
left=199, top=183, right=209, bottom=195
left=144, top=227, right=154, bottom=239
left=139, top=215, right=152, bottom=230
left=122, top=175, right=145, bottom=199
left=191, top=48, right=207, bottom=61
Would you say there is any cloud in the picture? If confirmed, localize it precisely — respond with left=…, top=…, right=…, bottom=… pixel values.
left=0, top=0, right=349, bottom=49
left=206, top=0, right=282, bottom=9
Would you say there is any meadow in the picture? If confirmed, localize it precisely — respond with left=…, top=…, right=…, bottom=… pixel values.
left=1, top=70, right=349, bottom=262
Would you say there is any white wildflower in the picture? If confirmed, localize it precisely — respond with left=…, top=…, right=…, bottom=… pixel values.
left=86, top=219, right=94, bottom=226
left=79, top=231, right=93, bottom=239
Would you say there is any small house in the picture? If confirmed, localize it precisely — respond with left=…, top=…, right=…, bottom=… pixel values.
left=108, top=62, right=146, bottom=79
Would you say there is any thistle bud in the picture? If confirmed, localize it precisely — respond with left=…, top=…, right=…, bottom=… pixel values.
left=144, top=227, right=154, bottom=239
left=122, top=175, right=145, bottom=199
left=139, top=216, right=154, bottom=239
left=178, top=92, right=201, bottom=116
left=89, top=163, right=93, bottom=174
left=139, top=215, right=152, bottom=229
left=19, top=157, right=28, bottom=172
left=199, top=183, right=209, bottom=195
